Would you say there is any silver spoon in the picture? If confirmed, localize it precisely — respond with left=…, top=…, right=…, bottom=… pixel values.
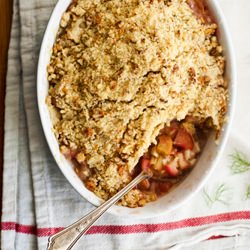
left=47, top=170, right=152, bottom=250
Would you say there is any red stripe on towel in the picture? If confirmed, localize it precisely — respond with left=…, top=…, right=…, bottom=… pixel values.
left=1, top=211, right=250, bottom=237
left=0, top=222, right=63, bottom=237
left=207, top=235, right=228, bottom=240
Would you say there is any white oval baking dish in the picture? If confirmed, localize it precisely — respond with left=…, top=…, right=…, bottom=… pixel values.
left=37, top=0, right=236, bottom=218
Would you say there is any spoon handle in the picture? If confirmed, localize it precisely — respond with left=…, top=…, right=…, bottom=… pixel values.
left=47, top=171, right=151, bottom=250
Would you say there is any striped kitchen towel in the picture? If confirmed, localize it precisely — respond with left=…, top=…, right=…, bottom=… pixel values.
left=2, top=0, right=250, bottom=249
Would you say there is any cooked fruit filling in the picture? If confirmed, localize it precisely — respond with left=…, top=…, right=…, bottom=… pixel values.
left=133, top=119, right=206, bottom=197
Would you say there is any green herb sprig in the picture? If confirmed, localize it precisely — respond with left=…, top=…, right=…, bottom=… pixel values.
left=230, top=151, right=250, bottom=174
left=246, top=185, right=250, bottom=199
left=203, top=184, right=230, bottom=206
